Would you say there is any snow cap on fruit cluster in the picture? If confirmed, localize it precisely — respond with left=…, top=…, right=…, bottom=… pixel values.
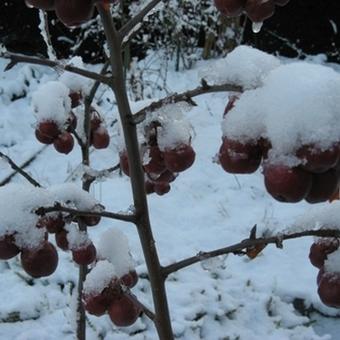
left=145, top=102, right=193, bottom=151
left=292, top=201, right=340, bottom=233
left=0, top=183, right=101, bottom=249
left=97, top=228, right=135, bottom=277
left=83, top=260, right=117, bottom=295
left=32, top=80, right=71, bottom=126
left=199, top=45, right=280, bottom=90
left=59, top=56, right=92, bottom=95
left=221, top=50, right=340, bottom=165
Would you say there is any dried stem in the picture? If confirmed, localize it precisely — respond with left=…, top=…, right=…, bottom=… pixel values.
left=1, top=52, right=111, bottom=85
left=163, top=228, right=340, bottom=277
left=0, top=151, right=42, bottom=187
left=97, top=4, right=174, bottom=339
left=36, top=205, right=136, bottom=223
left=133, top=80, right=242, bottom=124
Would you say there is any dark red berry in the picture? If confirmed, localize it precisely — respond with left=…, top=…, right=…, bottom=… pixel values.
left=55, top=230, right=69, bottom=251
left=108, top=294, right=141, bottom=327
left=0, top=235, right=20, bottom=260
left=143, top=146, right=166, bottom=175
left=219, top=138, right=262, bottom=174
left=318, top=272, right=340, bottom=308
left=309, top=239, right=339, bottom=268
left=54, top=132, right=74, bottom=154
left=92, top=128, right=110, bottom=149
left=21, top=242, right=58, bottom=278
left=245, top=0, right=275, bottom=22
left=214, top=0, right=246, bottom=17
left=72, top=243, right=97, bottom=265
left=120, top=270, right=138, bottom=288
left=55, top=0, right=94, bottom=27
left=263, top=164, right=312, bottom=203
left=163, top=144, right=196, bottom=173
left=82, top=215, right=101, bottom=227
left=37, top=215, right=65, bottom=234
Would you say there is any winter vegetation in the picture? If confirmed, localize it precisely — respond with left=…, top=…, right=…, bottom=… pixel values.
left=0, top=1, right=340, bottom=339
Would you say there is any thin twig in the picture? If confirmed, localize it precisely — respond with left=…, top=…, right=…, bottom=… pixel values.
left=133, top=80, right=243, bottom=124
left=163, top=228, right=340, bottom=277
left=1, top=52, right=111, bottom=85
left=119, top=0, right=164, bottom=41
left=0, top=151, right=42, bottom=187
left=36, top=204, right=136, bottom=223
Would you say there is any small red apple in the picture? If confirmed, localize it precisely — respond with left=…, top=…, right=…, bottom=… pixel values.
left=245, top=0, right=275, bottom=22
left=0, top=235, right=20, bottom=260
left=214, top=0, right=245, bottom=17
left=82, top=214, right=101, bottom=227
left=219, top=138, right=262, bottom=174
left=55, top=0, right=94, bottom=27
left=108, top=294, right=141, bottom=327
left=309, top=238, right=339, bottom=268
left=37, top=215, right=65, bottom=234
left=72, top=243, right=97, bottom=265
left=21, top=242, right=58, bottom=278
left=143, top=146, right=166, bottom=175
left=55, top=230, right=69, bottom=251
left=163, top=144, right=196, bottom=173
left=120, top=270, right=138, bottom=288
left=54, top=132, right=74, bottom=154
left=91, top=128, right=110, bottom=149
left=263, top=164, right=312, bottom=202
left=35, top=121, right=60, bottom=144
left=318, top=272, right=340, bottom=308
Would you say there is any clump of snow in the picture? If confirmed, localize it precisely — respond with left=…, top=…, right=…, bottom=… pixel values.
left=325, top=250, right=340, bottom=274
left=49, top=183, right=101, bottom=211
left=97, top=229, right=134, bottom=277
left=31, top=81, right=71, bottom=126
left=292, top=201, right=340, bottom=233
left=83, top=260, right=117, bottom=295
left=64, top=224, right=90, bottom=250
left=0, top=184, right=53, bottom=249
left=199, top=45, right=281, bottom=90
left=222, top=61, right=340, bottom=165
left=147, top=103, right=193, bottom=151
left=59, top=56, right=92, bottom=95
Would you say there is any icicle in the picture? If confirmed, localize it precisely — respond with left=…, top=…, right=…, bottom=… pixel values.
left=252, top=22, right=263, bottom=34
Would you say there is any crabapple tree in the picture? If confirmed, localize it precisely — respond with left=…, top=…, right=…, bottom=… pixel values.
left=1, top=1, right=340, bottom=340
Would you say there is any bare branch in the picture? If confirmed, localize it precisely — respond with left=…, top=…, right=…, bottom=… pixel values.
left=133, top=80, right=243, bottom=124
left=36, top=204, right=136, bottom=224
left=1, top=52, right=111, bottom=85
left=163, top=228, right=340, bottom=277
left=0, top=151, right=42, bottom=187
left=119, top=0, right=163, bottom=42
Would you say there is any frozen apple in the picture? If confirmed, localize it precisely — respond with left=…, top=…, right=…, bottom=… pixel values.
left=305, top=169, right=339, bottom=204
left=318, top=272, right=340, bottom=308
left=72, top=243, right=97, bottom=265
left=55, top=230, right=69, bottom=251
left=309, top=238, right=339, bottom=268
left=297, top=144, right=340, bottom=173
left=21, top=242, right=58, bottom=278
left=120, top=270, right=138, bottom=288
left=263, top=164, right=312, bottom=202
left=163, top=144, right=195, bottom=173
left=108, top=294, right=141, bottom=327
left=245, top=0, right=275, bottom=22
left=143, top=146, right=166, bottom=175
left=0, top=235, right=20, bottom=260
left=37, top=215, right=65, bottom=234
left=214, top=0, right=245, bottom=17
left=54, top=132, right=74, bottom=154
left=92, top=127, right=110, bottom=149
left=219, top=138, right=262, bottom=174
left=35, top=121, right=60, bottom=144
left=55, top=0, right=94, bottom=27
left=82, top=214, right=101, bottom=227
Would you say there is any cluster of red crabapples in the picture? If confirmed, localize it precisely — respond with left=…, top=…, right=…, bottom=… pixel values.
left=25, top=0, right=117, bottom=27
left=35, top=91, right=110, bottom=154
left=309, top=238, right=340, bottom=308
left=0, top=209, right=102, bottom=278
left=83, top=268, right=141, bottom=326
left=214, top=0, right=290, bottom=23
left=218, top=95, right=340, bottom=204
left=119, top=120, right=196, bottom=196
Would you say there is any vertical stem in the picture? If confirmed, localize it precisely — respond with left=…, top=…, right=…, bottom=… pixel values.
left=97, top=5, right=174, bottom=340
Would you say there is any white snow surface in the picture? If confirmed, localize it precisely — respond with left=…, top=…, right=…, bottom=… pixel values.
left=0, top=49, right=339, bottom=339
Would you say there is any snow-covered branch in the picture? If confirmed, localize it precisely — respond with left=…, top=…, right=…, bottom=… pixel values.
left=1, top=52, right=111, bottom=85
left=36, top=204, right=136, bottom=224
left=133, top=79, right=243, bottom=124
left=163, top=228, right=340, bottom=277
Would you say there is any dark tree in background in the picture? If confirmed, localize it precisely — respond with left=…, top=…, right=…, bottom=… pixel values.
left=0, top=0, right=339, bottom=64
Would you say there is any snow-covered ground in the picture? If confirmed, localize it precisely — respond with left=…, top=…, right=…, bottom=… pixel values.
left=0, top=47, right=340, bottom=340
